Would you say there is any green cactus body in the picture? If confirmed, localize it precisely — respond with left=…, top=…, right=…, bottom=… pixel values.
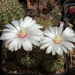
left=34, top=15, right=53, bottom=27
left=0, top=0, right=25, bottom=29
left=41, top=53, right=64, bottom=73
left=17, top=47, right=42, bottom=67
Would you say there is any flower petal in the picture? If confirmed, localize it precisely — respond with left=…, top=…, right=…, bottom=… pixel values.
left=19, top=18, right=24, bottom=29
left=44, top=29, right=55, bottom=39
left=62, top=27, right=75, bottom=38
left=40, top=42, right=52, bottom=49
left=61, top=41, right=74, bottom=51
left=5, top=38, right=15, bottom=45
left=49, top=26, right=56, bottom=36
left=58, top=23, right=63, bottom=36
left=23, top=16, right=33, bottom=28
left=0, top=33, right=17, bottom=40
left=65, top=37, right=75, bottom=42
left=46, top=45, right=53, bottom=54
left=60, top=45, right=68, bottom=53
left=57, top=46, right=63, bottom=55
left=30, top=39, right=40, bottom=46
left=9, top=39, right=19, bottom=51
left=29, top=35, right=41, bottom=41
left=23, top=38, right=32, bottom=51
left=11, top=20, right=20, bottom=30
left=2, top=28, right=18, bottom=33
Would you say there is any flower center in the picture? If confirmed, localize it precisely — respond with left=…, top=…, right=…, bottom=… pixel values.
left=17, top=30, right=28, bottom=38
left=53, top=36, right=62, bottom=44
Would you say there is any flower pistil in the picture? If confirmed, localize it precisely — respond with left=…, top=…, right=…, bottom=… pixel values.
left=53, top=36, right=62, bottom=44
left=17, top=30, right=28, bottom=38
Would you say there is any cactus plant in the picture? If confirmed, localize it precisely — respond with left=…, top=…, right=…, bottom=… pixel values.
left=34, top=15, right=53, bottom=28
left=41, top=52, right=64, bottom=73
left=34, top=6, right=61, bottom=28
left=17, top=47, right=42, bottom=67
left=0, top=0, right=25, bottom=29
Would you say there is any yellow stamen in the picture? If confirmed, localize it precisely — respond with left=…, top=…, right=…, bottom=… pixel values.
left=55, top=37, right=61, bottom=41
left=17, top=30, right=28, bottom=38
left=53, top=36, right=62, bottom=44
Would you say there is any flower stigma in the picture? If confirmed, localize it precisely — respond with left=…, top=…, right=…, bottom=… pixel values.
left=53, top=36, right=62, bottom=44
left=17, top=30, right=28, bottom=38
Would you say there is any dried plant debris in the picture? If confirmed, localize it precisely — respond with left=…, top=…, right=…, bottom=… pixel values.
left=26, top=0, right=62, bottom=26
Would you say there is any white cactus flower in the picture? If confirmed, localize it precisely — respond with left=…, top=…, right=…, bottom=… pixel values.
left=0, top=16, right=43, bottom=51
left=40, top=23, right=75, bottom=55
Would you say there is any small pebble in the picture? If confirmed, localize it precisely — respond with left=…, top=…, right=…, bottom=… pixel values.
left=13, top=71, right=17, bottom=73
left=9, top=71, right=12, bottom=73
left=2, top=68, right=7, bottom=72
left=72, top=60, right=75, bottom=65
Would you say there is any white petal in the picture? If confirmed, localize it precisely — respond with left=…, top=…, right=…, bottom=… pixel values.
left=17, top=39, right=22, bottom=49
left=40, top=42, right=52, bottom=49
left=23, top=16, right=33, bottom=28
left=24, top=16, right=33, bottom=23
left=5, top=38, right=15, bottom=45
left=30, top=39, right=40, bottom=46
left=25, top=38, right=32, bottom=50
left=19, top=18, right=24, bottom=29
left=49, top=26, right=56, bottom=36
left=40, top=39, right=50, bottom=45
left=52, top=49, right=56, bottom=55
left=29, top=30, right=43, bottom=36
left=53, top=44, right=59, bottom=52
left=29, top=35, right=41, bottom=41
left=22, top=41, right=29, bottom=51
left=28, top=24, right=43, bottom=30
left=61, top=41, right=74, bottom=51
left=42, top=37, right=51, bottom=40
left=23, top=38, right=32, bottom=51
left=35, top=24, right=43, bottom=29
left=14, top=40, right=19, bottom=51
left=60, top=45, right=68, bottom=53
left=40, top=37, right=53, bottom=49
left=24, top=16, right=42, bottom=30
left=55, top=27, right=59, bottom=36
left=62, top=27, right=75, bottom=38
left=26, top=20, right=36, bottom=29
left=11, top=20, right=20, bottom=31
left=1, top=33, right=17, bottom=40
left=57, top=46, right=63, bottom=55
left=46, top=45, right=53, bottom=54
left=9, top=39, right=19, bottom=51
left=68, top=42, right=74, bottom=48
left=14, top=38, right=23, bottom=49
left=52, top=44, right=58, bottom=55
left=5, top=24, right=17, bottom=31
left=58, top=24, right=63, bottom=35
left=65, top=37, right=75, bottom=42
left=44, top=29, right=55, bottom=39
left=2, top=29, right=18, bottom=33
